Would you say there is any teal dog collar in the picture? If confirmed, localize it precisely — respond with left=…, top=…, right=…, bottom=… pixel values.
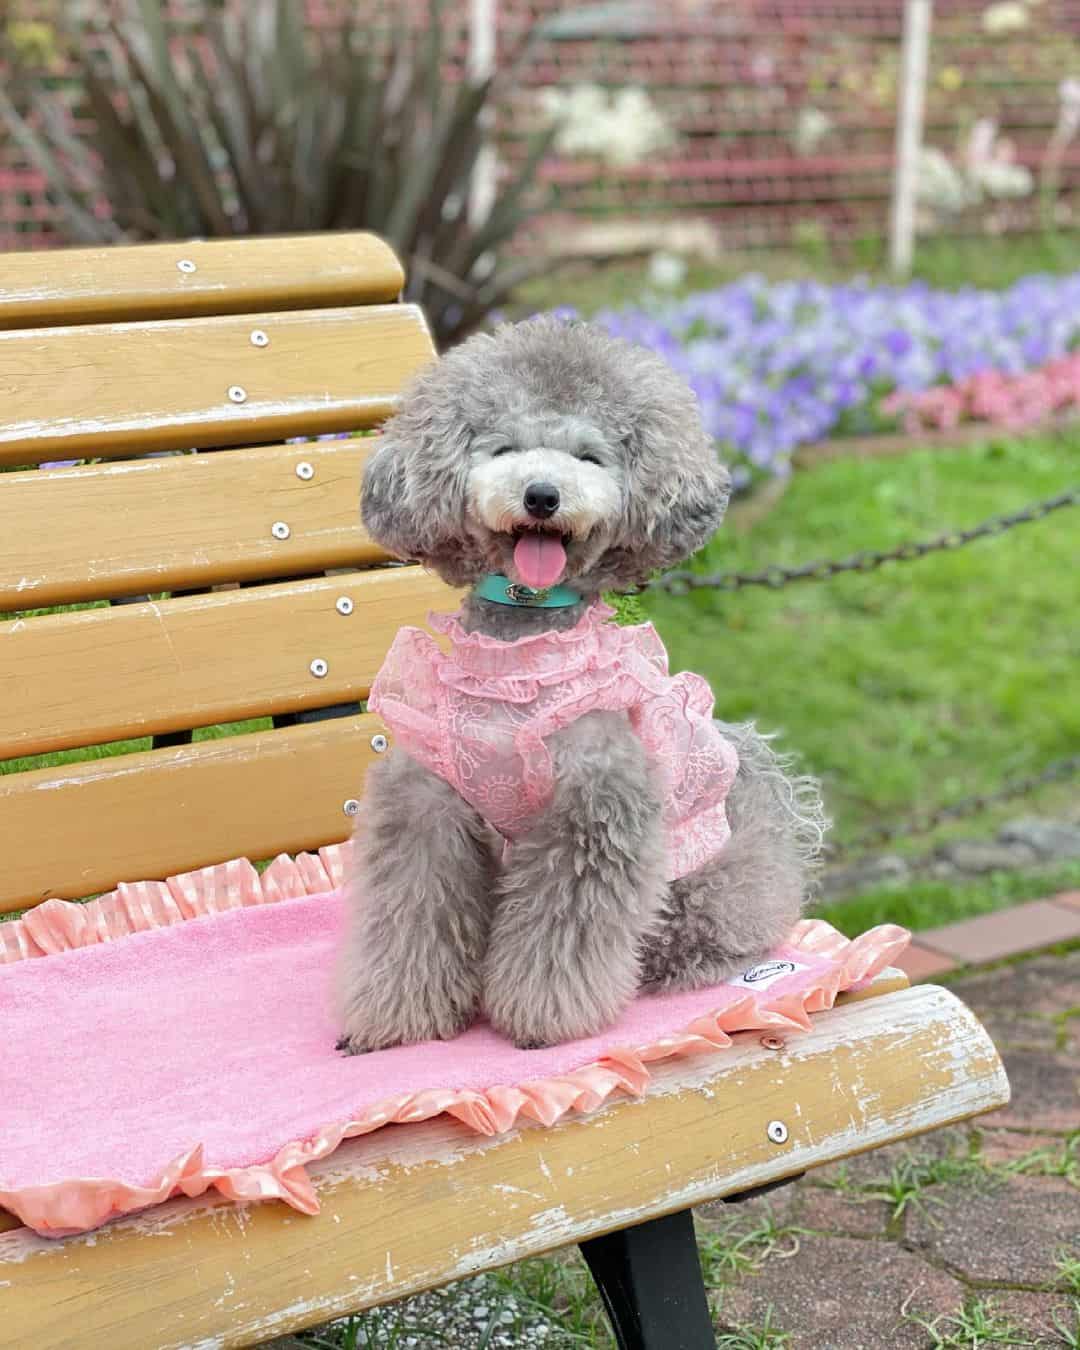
left=474, top=574, right=582, bottom=608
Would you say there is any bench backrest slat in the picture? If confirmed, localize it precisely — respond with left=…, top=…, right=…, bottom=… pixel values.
left=0, top=304, right=432, bottom=466
left=0, top=716, right=387, bottom=913
left=0, top=234, right=404, bottom=330
left=1, top=441, right=385, bottom=610
left=2, top=568, right=452, bottom=761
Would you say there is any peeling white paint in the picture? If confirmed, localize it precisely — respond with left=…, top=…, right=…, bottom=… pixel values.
left=492, top=1183, right=543, bottom=1201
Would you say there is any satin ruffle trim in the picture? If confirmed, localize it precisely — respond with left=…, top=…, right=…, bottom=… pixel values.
left=0, top=854, right=909, bottom=1237
left=0, top=846, right=351, bottom=965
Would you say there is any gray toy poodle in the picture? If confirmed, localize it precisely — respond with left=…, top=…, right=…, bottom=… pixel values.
left=337, top=316, right=826, bottom=1054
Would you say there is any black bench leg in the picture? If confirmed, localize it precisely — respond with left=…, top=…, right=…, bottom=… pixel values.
left=580, top=1208, right=715, bottom=1349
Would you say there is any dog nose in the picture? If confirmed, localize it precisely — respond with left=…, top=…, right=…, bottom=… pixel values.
left=524, top=482, right=560, bottom=519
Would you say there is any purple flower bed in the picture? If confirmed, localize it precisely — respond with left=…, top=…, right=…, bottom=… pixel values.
left=594, top=272, right=1080, bottom=482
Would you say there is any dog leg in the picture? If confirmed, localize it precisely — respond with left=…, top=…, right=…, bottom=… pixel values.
left=337, top=750, right=496, bottom=1053
left=641, top=721, right=827, bottom=992
left=483, top=711, right=668, bottom=1048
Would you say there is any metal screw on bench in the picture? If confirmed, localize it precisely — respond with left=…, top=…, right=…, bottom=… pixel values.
left=296, top=461, right=315, bottom=481
left=309, top=658, right=328, bottom=678
left=343, top=799, right=361, bottom=817
left=176, top=258, right=196, bottom=274
left=767, top=1120, right=789, bottom=1144
left=250, top=329, right=269, bottom=348
left=271, top=521, right=290, bottom=540
left=371, top=734, right=389, bottom=753
left=336, top=596, right=354, bottom=615
left=228, top=385, right=247, bottom=404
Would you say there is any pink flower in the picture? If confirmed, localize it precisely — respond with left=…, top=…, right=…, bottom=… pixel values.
left=882, top=351, right=1080, bottom=434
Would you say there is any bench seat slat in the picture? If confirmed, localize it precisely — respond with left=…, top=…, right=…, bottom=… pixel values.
left=0, top=233, right=404, bottom=331
left=0, top=568, right=456, bottom=760
left=1, top=441, right=383, bottom=611
left=0, top=714, right=393, bottom=913
left=0, top=304, right=434, bottom=466
left=0, top=985, right=1009, bottom=1349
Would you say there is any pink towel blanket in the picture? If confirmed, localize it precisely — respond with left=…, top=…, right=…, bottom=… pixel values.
left=0, top=846, right=909, bottom=1238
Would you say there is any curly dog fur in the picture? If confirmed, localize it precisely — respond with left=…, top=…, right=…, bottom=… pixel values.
left=339, top=316, right=828, bottom=1052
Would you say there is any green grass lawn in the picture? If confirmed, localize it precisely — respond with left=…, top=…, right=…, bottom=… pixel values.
left=636, top=428, right=1080, bottom=936
left=642, top=432, right=1079, bottom=855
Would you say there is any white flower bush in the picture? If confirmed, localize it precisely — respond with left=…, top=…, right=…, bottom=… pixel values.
left=916, top=147, right=971, bottom=212
left=965, top=118, right=1034, bottom=199
left=1057, top=76, right=1080, bottom=139
left=793, top=106, right=832, bottom=155
left=647, top=251, right=688, bottom=289
left=917, top=119, right=1033, bottom=221
left=538, top=83, right=677, bottom=168
left=982, top=1, right=1030, bottom=34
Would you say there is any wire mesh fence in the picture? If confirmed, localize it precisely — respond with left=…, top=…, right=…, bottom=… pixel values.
left=4, top=0, right=1080, bottom=253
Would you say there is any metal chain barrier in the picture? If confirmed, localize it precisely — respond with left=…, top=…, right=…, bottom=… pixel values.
left=643, top=486, right=1079, bottom=595
left=827, top=754, right=1080, bottom=863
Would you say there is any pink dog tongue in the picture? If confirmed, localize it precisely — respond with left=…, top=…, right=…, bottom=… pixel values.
left=513, top=533, right=567, bottom=589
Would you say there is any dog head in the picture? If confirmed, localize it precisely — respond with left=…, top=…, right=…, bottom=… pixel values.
left=361, top=315, right=731, bottom=592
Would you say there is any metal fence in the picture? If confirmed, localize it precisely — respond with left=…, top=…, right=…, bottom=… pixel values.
left=3, top=0, right=1080, bottom=252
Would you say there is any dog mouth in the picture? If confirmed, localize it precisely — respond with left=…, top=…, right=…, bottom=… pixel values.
left=509, top=526, right=571, bottom=589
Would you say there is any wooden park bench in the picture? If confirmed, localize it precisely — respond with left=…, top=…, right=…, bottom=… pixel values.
left=0, top=234, right=1010, bottom=1349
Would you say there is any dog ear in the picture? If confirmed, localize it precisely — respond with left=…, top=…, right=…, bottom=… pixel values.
left=642, top=449, right=731, bottom=573
left=360, top=356, right=476, bottom=574
left=360, top=432, right=415, bottom=560
left=619, top=360, right=732, bottom=577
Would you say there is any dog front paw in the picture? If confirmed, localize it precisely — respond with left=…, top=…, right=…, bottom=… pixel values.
left=335, top=1034, right=372, bottom=1056
left=512, top=1035, right=553, bottom=1051
left=486, top=992, right=607, bottom=1050
left=338, top=982, right=479, bottom=1056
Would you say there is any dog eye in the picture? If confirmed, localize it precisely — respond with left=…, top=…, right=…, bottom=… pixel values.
left=578, top=451, right=603, bottom=466
left=490, top=445, right=514, bottom=458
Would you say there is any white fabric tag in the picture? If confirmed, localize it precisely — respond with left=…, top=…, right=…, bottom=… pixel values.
left=727, top=958, right=810, bottom=991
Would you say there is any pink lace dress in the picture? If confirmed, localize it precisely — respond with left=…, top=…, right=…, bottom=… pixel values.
left=368, top=602, right=740, bottom=881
